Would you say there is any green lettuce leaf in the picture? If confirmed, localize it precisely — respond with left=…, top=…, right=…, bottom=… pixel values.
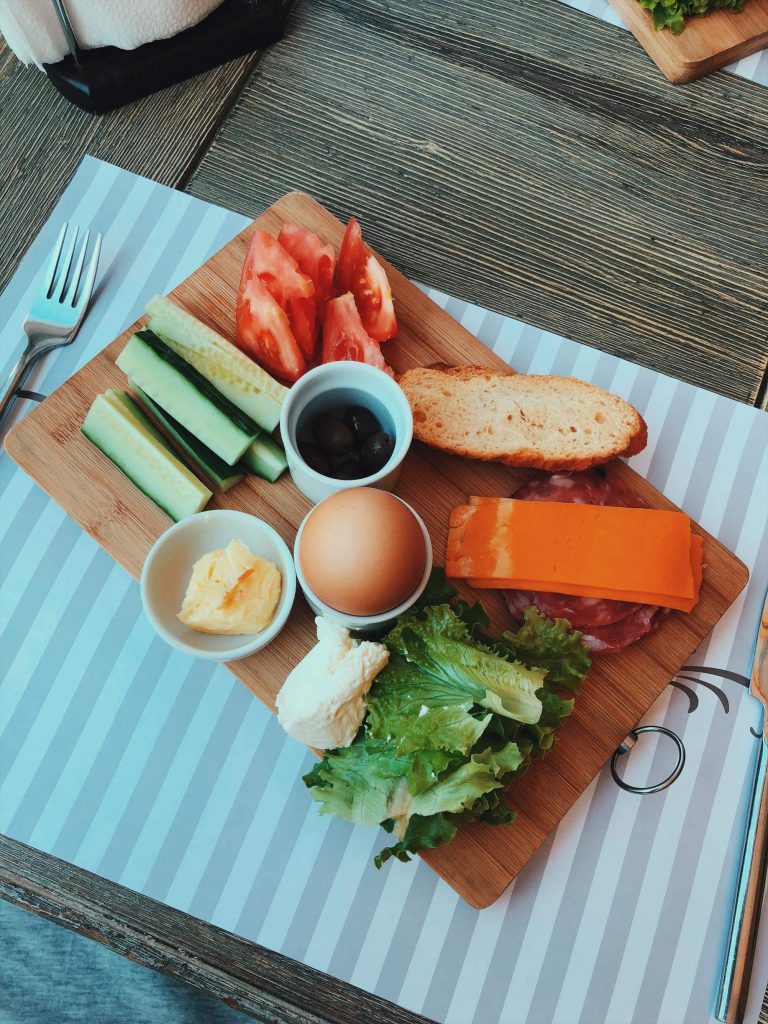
left=413, top=567, right=490, bottom=635
left=302, top=739, right=410, bottom=827
left=375, top=813, right=458, bottom=868
left=302, top=569, right=591, bottom=868
left=493, top=606, right=590, bottom=692
left=637, top=0, right=745, bottom=33
left=398, top=625, right=545, bottom=724
left=366, top=653, right=491, bottom=756
left=304, top=735, right=522, bottom=855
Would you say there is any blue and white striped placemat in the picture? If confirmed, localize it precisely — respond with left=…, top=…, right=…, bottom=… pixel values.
left=2, top=158, right=768, bottom=1024
left=559, top=0, right=768, bottom=86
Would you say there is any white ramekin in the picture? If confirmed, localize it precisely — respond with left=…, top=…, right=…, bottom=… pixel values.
left=279, top=361, right=413, bottom=505
left=293, top=493, right=433, bottom=634
left=140, top=509, right=296, bottom=661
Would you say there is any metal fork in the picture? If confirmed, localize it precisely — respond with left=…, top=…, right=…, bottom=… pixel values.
left=0, top=222, right=101, bottom=430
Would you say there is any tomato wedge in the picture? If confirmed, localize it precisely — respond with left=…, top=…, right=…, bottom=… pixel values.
left=336, top=217, right=397, bottom=342
left=240, top=231, right=317, bottom=360
left=322, top=292, right=394, bottom=376
left=236, top=274, right=306, bottom=382
left=278, top=223, right=336, bottom=318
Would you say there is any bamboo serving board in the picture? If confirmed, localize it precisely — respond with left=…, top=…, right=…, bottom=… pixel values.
left=6, top=192, right=749, bottom=909
left=609, top=0, right=768, bottom=83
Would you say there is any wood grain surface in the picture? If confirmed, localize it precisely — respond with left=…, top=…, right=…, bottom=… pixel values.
left=609, top=0, right=768, bottom=83
left=0, top=42, right=262, bottom=296
left=5, top=191, right=749, bottom=908
left=189, top=0, right=768, bottom=409
left=0, top=835, right=429, bottom=1024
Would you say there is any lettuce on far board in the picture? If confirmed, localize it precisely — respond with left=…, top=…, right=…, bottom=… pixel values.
left=637, top=0, right=745, bottom=34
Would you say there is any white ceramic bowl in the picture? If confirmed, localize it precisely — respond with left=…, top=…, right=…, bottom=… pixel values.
left=293, top=494, right=433, bottom=634
left=279, top=361, right=413, bottom=505
left=140, top=509, right=296, bottom=661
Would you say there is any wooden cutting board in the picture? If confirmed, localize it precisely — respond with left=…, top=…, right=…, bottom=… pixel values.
left=609, top=0, right=768, bottom=83
left=5, top=192, right=749, bottom=909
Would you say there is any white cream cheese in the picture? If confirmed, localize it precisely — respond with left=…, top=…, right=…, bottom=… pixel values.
left=275, top=617, right=389, bottom=749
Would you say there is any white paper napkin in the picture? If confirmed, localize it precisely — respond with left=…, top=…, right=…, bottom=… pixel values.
left=0, top=0, right=225, bottom=68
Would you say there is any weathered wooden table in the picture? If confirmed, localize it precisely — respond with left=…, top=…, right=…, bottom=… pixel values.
left=1, top=1, right=767, bottom=1021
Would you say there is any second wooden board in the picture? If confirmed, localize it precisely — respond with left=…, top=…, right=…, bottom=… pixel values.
left=6, top=192, right=749, bottom=908
left=609, top=0, right=768, bottom=82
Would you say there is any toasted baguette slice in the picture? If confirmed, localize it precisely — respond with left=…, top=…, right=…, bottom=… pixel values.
left=397, top=365, right=647, bottom=471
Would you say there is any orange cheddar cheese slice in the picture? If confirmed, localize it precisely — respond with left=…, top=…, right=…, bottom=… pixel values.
left=446, top=499, right=702, bottom=612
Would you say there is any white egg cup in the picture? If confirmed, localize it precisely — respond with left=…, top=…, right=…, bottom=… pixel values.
left=279, top=361, right=413, bottom=505
left=293, top=494, right=433, bottom=634
left=141, top=509, right=296, bottom=661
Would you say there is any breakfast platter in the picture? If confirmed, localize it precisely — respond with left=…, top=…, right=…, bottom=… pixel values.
left=5, top=191, right=749, bottom=909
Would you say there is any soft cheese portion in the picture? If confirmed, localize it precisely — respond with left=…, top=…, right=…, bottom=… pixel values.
left=178, top=538, right=281, bottom=635
left=276, top=617, right=389, bottom=749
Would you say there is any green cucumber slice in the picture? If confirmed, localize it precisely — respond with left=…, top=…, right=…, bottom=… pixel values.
left=241, top=434, right=288, bottom=483
left=82, top=391, right=211, bottom=521
left=116, top=329, right=258, bottom=465
left=145, top=294, right=287, bottom=432
left=131, top=385, right=245, bottom=493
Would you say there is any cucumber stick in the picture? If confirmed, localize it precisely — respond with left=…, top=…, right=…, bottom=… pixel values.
left=82, top=391, right=211, bottom=521
left=131, top=386, right=245, bottom=493
left=116, top=330, right=259, bottom=465
left=242, top=435, right=288, bottom=483
left=134, top=382, right=285, bottom=484
left=145, top=294, right=288, bottom=432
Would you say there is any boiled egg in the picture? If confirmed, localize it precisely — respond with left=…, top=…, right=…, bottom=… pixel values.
left=298, top=488, right=427, bottom=616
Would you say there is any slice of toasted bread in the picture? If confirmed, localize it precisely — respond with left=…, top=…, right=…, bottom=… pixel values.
left=397, top=365, right=647, bottom=471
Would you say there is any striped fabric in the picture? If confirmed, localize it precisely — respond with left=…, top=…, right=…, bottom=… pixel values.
left=559, top=0, right=768, bottom=86
left=2, top=158, right=768, bottom=1024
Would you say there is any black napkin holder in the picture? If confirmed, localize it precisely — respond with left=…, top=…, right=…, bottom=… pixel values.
left=43, top=0, right=289, bottom=114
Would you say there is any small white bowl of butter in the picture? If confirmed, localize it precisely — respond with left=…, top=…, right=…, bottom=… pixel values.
left=141, top=509, right=296, bottom=661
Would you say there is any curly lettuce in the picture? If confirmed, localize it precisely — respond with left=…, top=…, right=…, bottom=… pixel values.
left=302, top=569, right=591, bottom=867
left=637, top=0, right=746, bottom=34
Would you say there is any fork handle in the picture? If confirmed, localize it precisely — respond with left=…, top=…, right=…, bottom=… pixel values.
left=0, top=343, right=36, bottom=431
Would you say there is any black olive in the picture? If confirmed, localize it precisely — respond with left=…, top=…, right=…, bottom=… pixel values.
left=333, top=458, right=362, bottom=480
left=359, top=432, right=395, bottom=474
left=312, top=412, right=354, bottom=457
left=344, top=405, right=381, bottom=445
left=299, top=442, right=332, bottom=476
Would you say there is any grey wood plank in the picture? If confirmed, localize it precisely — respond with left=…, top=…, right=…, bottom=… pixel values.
left=189, top=0, right=768, bottom=407
left=0, top=42, right=261, bottom=294
left=0, top=835, right=432, bottom=1024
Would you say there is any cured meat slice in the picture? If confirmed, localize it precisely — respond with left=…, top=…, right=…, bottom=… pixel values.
left=503, top=469, right=660, bottom=653
left=512, top=469, right=646, bottom=508
left=514, top=592, right=646, bottom=629
left=580, top=606, right=668, bottom=655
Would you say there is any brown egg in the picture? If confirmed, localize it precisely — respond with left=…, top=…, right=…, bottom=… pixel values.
left=299, top=488, right=427, bottom=616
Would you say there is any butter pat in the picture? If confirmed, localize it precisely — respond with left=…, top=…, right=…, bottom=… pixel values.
left=276, top=617, right=389, bottom=749
left=178, top=538, right=281, bottom=635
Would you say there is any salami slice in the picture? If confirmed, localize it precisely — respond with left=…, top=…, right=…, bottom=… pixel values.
left=581, top=606, right=667, bottom=654
left=517, top=592, right=646, bottom=629
left=512, top=469, right=646, bottom=509
left=503, top=470, right=660, bottom=653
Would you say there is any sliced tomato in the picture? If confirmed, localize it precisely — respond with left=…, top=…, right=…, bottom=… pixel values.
left=240, top=231, right=317, bottom=360
left=278, top=223, right=336, bottom=318
left=322, top=293, right=394, bottom=376
left=336, top=217, right=397, bottom=342
left=236, top=274, right=306, bottom=382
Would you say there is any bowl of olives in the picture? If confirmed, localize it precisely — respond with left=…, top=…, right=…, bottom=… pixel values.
left=279, top=362, right=413, bottom=504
